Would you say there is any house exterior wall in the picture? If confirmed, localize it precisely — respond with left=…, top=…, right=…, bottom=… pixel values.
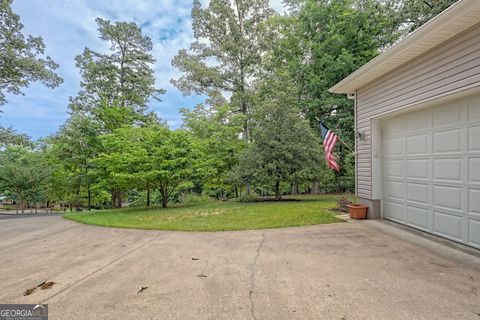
left=355, top=22, right=480, bottom=214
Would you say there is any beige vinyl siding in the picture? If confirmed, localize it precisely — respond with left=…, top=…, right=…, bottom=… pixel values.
left=355, top=22, right=480, bottom=199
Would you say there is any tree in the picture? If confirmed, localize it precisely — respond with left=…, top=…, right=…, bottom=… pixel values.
left=67, top=18, right=165, bottom=207
left=97, top=126, right=201, bottom=208
left=181, top=102, right=245, bottom=198
left=172, top=0, right=274, bottom=195
left=0, top=146, right=51, bottom=213
left=0, top=126, right=33, bottom=148
left=395, top=0, right=459, bottom=33
left=233, top=75, right=323, bottom=199
left=172, top=0, right=274, bottom=143
left=48, top=115, right=99, bottom=210
left=70, top=18, right=164, bottom=132
left=0, top=0, right=62, bottom=107
left=264, top=0, right=402, bottom=192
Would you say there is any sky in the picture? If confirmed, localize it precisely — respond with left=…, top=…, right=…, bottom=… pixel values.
left=1, top=0, right=285, bottom=140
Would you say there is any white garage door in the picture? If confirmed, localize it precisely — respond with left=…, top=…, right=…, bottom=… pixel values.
left=382, top=94, right=480, bottom=249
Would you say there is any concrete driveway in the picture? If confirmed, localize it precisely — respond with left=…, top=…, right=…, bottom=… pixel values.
left=0, top=215, right=479, bottom=320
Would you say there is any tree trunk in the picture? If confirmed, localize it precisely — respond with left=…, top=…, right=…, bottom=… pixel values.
left=291, top=182, right=299, bottom=195
left=146, top=186, right=151, bottom=207
left=235, top=187, right=238, bottom=198
left=111, top=189, right=116, bottom=208
left=161, top=192, right=167, bottom=208
left=159, top=185, right=168, bottom=208
left=246, top=183, right=251, bottom=196
left=311, top=181, right=320, bottom=194
left=116, top=189, right=122, bottom=208
left=88, top=189, right=91, bottom=211
left=275, top=181, right=281, bottom=200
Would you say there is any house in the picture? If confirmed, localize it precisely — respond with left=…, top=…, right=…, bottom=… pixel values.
left=329, top=0, right=480, bottom=249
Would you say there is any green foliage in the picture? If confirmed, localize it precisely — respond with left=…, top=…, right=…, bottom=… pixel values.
left=0, top=0, right=62, bottom=107
left=0, top=146, right=51, bottom=211
left=232, top=75, right=323, bottom=198
left=69, top=18, right=164, bottom=132
left=0, top=126, right=33, bottom=148
left=181, top=103, right=245, bottom=198
left=95, top=125, right=202, bottom=208
left=47, top=115, right=100, bottom=209
left=395, top=0, right=458, bottom=33
left=172, top=0, right=274, bottom=141
left=261, top=0, right=406, bottom=192
left=2, top=1, right=457, bottom=214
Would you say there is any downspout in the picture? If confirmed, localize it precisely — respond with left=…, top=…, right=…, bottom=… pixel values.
left=347, top=91, right=357, bottom=198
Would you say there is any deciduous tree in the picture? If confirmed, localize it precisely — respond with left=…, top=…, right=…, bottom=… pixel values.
left=172, top=0, right=274, bottom=143
left=233, top=75, right=323, bottom=199
left=97, top=126, right=201, bottom=208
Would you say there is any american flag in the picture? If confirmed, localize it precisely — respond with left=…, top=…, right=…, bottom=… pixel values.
left=320, top=122, right=340, bottom=172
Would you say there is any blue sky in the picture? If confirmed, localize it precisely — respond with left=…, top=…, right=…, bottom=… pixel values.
left=1, top=0, right=284, bottom=140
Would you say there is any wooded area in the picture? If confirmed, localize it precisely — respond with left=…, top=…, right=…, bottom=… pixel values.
left=0, top=0, right=457, bottom=211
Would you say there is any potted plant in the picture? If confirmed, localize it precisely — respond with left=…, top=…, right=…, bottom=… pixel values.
left=347, top=203, right=368, bottom=219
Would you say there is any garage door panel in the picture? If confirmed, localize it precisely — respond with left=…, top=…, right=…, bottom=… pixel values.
left=384, top=137, right=403, bottom=156
left=433, top=104, right=462, bottom=127
left=383, top=118, right=404, bottom=135
left=468, top=125, right=480, bottom=152
left=406, top=159, right=429, bottom=179
left=384, top=201, right=405, bottom=222
left=433, top=129, right=462, bottom=153
left=384, top=180, right=404, bottom=200
left=433, top=158, right=462, bottom=181
left=469, top=188, right=480, bottom=215
left=433, top=185, right=463, bottom=212
left=384, top=160, right=403, bottom=178
left=433, top=211, right=462, bottom=240
left=407, top=183, right=429, bottom=204
left=406, top=134, right=429, bottom=155
left=468, top=218, right=480, bottom=248
left=407, top=206, right=430, bottom=230
left=469, top=158, right=480, bottom=183
left=406, top=111, right=431, bottom=132
left=468, top=103, right=480, bottom=122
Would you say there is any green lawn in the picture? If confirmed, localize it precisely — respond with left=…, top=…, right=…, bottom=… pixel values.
left=63, top=194, right=343, bottom=231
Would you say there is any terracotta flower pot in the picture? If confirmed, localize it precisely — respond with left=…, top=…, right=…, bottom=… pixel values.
left=347, top=204, right=368, bottom=219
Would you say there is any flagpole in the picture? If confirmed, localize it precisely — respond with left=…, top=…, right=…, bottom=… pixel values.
left=316, top=118, right=355, bottom=153
left=337, top=136, right=355, bottom=154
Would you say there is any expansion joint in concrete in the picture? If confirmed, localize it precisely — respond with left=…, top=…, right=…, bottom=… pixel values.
left=248, top=232, right=265, bottom=320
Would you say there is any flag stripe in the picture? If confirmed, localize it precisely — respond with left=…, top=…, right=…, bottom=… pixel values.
left=320, top=123, right=340, bottom=172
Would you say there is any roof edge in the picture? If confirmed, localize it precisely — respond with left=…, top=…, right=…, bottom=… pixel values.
left=329, top=0, right=480, bottom=94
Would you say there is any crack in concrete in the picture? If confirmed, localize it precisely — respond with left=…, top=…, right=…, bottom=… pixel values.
left=40, top=235, right=159, bottom=303
left=248, top=232, right=265, bottom=320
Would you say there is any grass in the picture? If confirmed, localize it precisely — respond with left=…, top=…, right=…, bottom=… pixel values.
left=63, top=194, right=343, bottom=231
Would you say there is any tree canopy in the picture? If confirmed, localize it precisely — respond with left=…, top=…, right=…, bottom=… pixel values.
left=70, top=18, right=165, bottom=133
left=0, top=0, right=62, bottom=108
left=0, top=0, right=459, bottom=210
